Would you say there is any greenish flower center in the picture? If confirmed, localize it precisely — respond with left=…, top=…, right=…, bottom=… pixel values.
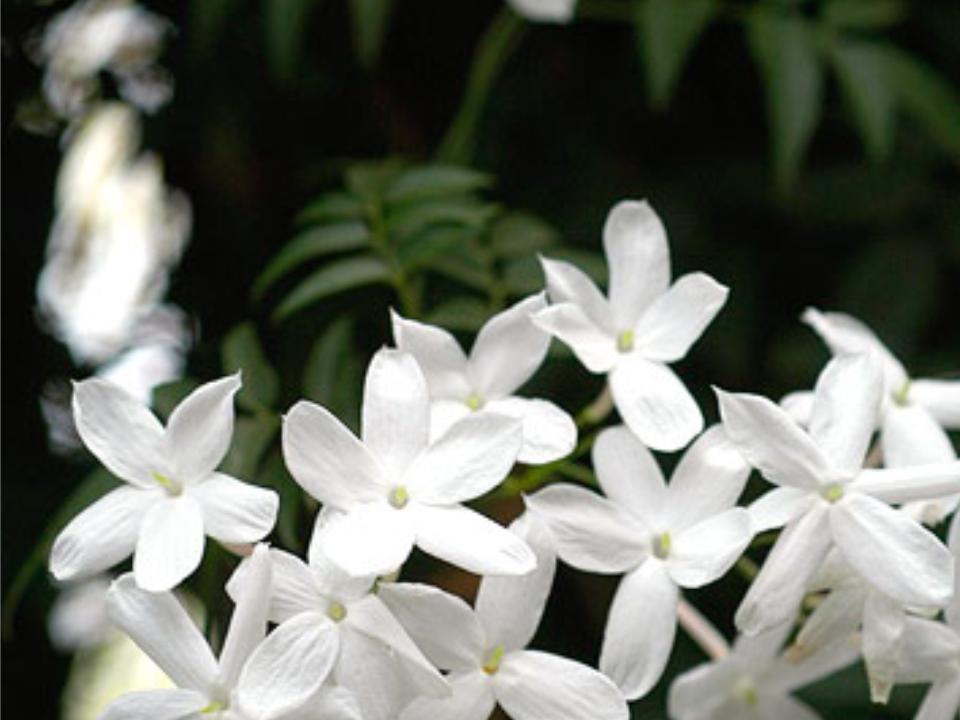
left=821, top=483, right=844, bottom=503
left=892, top=380, right=911, bottom=407
left=733, top=677, right=758, bottom=706
left=617, top=329, right=635, bottom=353
left=327, top=600, right=347, bottom=622
left=151, top=471, right=182, bottom=496
left=652, top=532, right=671, bottom=559
left=388, top=485, right=409, bottom=509
left=482, top=645, right=505, bottom=675
left=201, top=700, right=225, bottom=715
left=466, top=392, right=485, bottom=411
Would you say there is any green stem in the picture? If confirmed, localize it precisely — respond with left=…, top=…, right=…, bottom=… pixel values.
left=437, top=7, right=527, bottom=164
left=735, top=555, right=759, bottom=582
left=367, top=198, right=422, bottom=317
left=494, top=427, right=599, bottom=500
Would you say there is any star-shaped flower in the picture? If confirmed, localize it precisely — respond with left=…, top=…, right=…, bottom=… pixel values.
left=392, top=293, right=576, bottom=465
left=50, top=375, right=279, bottom=592
left=533, top=200, right=728, bottom=451
left=282, top=347, right=535, bottom=578
left=526, top=424, right=753, bottom=699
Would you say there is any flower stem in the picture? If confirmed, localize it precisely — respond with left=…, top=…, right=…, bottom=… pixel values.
left=677, top=598, right=730, bottom=660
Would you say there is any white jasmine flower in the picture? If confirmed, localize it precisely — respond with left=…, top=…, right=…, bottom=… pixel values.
left=102, top=546, right=362, bottom=720
left=526, top=424, right=753, bottom=699
left=50, top=375, right=279, bottom=591
left=505, top=0, right=577, bottom=24
left=533, top=200, right=728, bottom=451
left=226, top=542, right=449, bottom=720
left=718, top=353, right=960, bottom=637
left=380, top=514, right=629, bottom=720
left=392, top=294, right=576, bottom=465
left=668, top=620, right=858, bottom=720
left=282, top=347, right=535, bottom=577
left=48, top=576, right=114, bottom=652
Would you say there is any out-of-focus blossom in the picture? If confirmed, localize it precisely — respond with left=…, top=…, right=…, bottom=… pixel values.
left=48, top=576, right=114, bottom=652
left=33, top=0, right=172, bottom=118
left=505, top=0, right=577, bottom=24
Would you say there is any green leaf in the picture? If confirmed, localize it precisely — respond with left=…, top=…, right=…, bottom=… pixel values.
left=220, top=415, right=278, bottom=478
left=747, top=10, right=825, bottom=189
left=503, top=249, right=607, bottom=295
left=424, top=296, right=491, bottom=331
left=424, top=243, right=491, bottom=292
left=830, top=40, right=896, bottom=163
left=397, top=225, right=480, bottom=272
left=345, top=159, right=405, bottom=199
left=384, top=165, right=492, bottom=205
left=254, top=222, right=371, bottom=298
left=824, top=0, right=904, bottom=29
left=153, top=378, right=200, bottom=420
left=264, top=0, right=317, bottom=84
left=302, top=317, right=361, bottom=430
left=348, top=0, right=396, bottom=68
left=221, top=323, right=280, bottom=410
left=388, top=198, right=499, bottom=243
left=636, top=0, right=715, bottom=109
left=489, top=212, right=558, bottom=259
left=273, top=255, right=392, bottom=320
left=296, top=193, right=367, bottom=224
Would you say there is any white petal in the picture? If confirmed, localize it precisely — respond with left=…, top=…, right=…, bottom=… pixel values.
left=948, top=509, right=960, bottom=627
left=667, top=508, right=753, bottom=588
left=592, top=424, right=666, bottom=523
left=237, top=612, right=340, bottom=720
left=281, top=686, right=365, bottom=720
left=851, top=463, right=960, bottom=504
left=189, top=472, right=277, bottom=544
left=667, top=661, right=737, bottom=719
left=916, top=676, right=960, bottom=720
left=377, top=582, right=485, bottom=671
left=790, top=587, right=863, bottom=665
left=525, top=484, right=647, bottom=573
left=414, top=504, right=536, bottom=575
left=219, top=544, right=273, bottom=689
left=662, top=424, right=751, bottom=531
left=428, top=400, right=471, bottom=444
left=166, top=374, right=240, bottom=482
left=897, top=616, right=960, bottom=683
left=801, top=308, right=907, bottom=389
left=320, top=503, right=416, bottom=577
left=50, top=485, right=155, bottom=582
left=609, top=356, right=703, bottom=452
left=476, top=513, right=556, bottom=651
left=732, top=619, right=794, bottom=665
left=391, top=309, right=471, bottom=399
left=282, top=400, right=383, bottom=508
left=773, top=634, right=860, bottom=693
left=831, top=493, right=953, bottom=607
left=469, top=293, right=550, bottom=398
left=531, top=304, right=617, bottom=373
left=400, top=670, right=495, bottom=720
left=911, top=379, right=960, bottom=429
left=405, top=412, right=521, bottom=504
left=227, top=548, right=320, bottom=625
left=99, top=689, right=208, bottom=720
left=335, top=628, right=423, bottom=720
left=600, top=561, right=678, bottom=700
left=539, top=255, right=612, bottom=331
left=735, top=504, right=832, bottom=636
left=106, top=573, right=219, bottom=692
left=716, top=388, right=830, bottom=490
left=633, top=272, right=728, bottom=363
left=307, top=527, right=378, bottom=601
left=808, top=354, right=882, bottom=477
left=133, top=494, right=205, bottom=592
left=483, top=397, right=576, bottom=465
left=72, top=377, right=164, bottom=486
left=602, top=200, right=670, bottom=330
left=362, top=349, right=430, bottom=477
left=780, top=390, right=814, bottom=426
left=756, top=695, right=822, bottom=720
left=883, top=403, right=956, bottom=466
left=496, top=650, right=629, bottom=720
left=747, top=487, right=814, bottom=532
left=861, top=590, right=906, bottom=703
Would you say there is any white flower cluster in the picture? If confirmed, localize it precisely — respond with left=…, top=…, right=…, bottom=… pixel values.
left=49, top=200, right=960, bottom=719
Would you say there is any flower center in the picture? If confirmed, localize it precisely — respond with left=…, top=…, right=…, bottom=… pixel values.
left=151, top=471, right=182, bottom=496
left=482, top=645, right=505, bottom=675
left=388, top=485, right=409, bottom=509
left=327, top=600, right=347, bottom=622
left=201, top=700, right=225, bottom=715
left=733, top=676, right=758, bottom=706
left=892, top=380, right=911, bottom=407
left=821, top=483, right=844, bottom=503
left=465, top=392, right=485, bottom=411
left=616, top=329, right=635, bottom=353
left=652, top=532, right=671, bottom=560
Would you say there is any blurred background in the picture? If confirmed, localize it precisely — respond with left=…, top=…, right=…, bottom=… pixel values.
left=3, top=0, right=959, bottom=717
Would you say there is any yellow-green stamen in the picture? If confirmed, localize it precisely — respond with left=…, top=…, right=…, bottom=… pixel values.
left=733, top=677, right=758, bottom=706
left=151, top=471, right=182, bottom=495
left=892, top=380, right=911, bottom=407
left=466, top=392, right=484, bottom=411
left=822, top=483, right=844, bottom=503
left=482, top=645, right=505, bottom=675
left=388, top=485, right=409, bottom=509
left=652, top=532, right=671, bottom=559
left=327, top=600, right=347, bottom=622
left=617, top=330, right=635, bottom=353
left=201, top=701, right=224, bottom=714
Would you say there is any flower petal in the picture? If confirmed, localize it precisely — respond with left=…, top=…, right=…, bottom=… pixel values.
left=602, top=200, right=670, bottom=330
left=319, top=503, right=416, bottom=577
left=106, top=573, right=218, bottom=692
left=428, top=400, right=471, bottom=444
left=476, top=513, right=556, bottom=651
left=757, top=695, right=822, bottom=720
left=469, top=293, right=551, bottom=398
left=599, top=560, right=678, bottom=700
left=735, top=504, right=832, bottom=636
left=897, top=616, right=960, bottom=683
left=72, top=377, right=164, bottom=486
left=910, top=379, right=960, bottom=429
left=525, top=484, right=647, bottom=573
left=633, top=272, right=728, bottom=363
left=747, top=487, right=813, bottom=532
left=483, top=397, right=576, bottom=465
left=133, top=494, right=205, bottom=592
left=391, top=309, right=471, bottom=400
left=237, top=612, right=340, bottom=720
left=883, top=403, right=956, bottom=467
left=405, top=412, right=521, bottom=504
left=716, top=388, right=830, bottom=490
left=539, top=255, right=612, bottom=331
left=609, top=356, right=703, bottom=452
left=99, top=689, right=209, bottom=720
left=400, top=670, right=495, bottom=720
left=335, top=628, right=425, bottom=720
left=166, top=374, right=241, bottom=482
left=861, top=590, right=906, bottom=703
left=496, top=649, right=629, bottom=720
left=667, top=508, right=753, bottom=588
left=667, top=661, right=737, bottom=719
left=282, top=400, right=383, bottom=508
left=219, top=544, right=273, bottom=689
left=531, top=304, right=617, bottom=373
left=831, top=493, right=953, bottom=607
left=50, top=485, right=155, bottom=582
left=189, top=472, right=277, bottom=544
left=227, top=547, right=319, bottom=624
left=780, top=391, right=814, bottom=426
left=592, top=424, right=666, bottom=524
left=282, top=686, right=364, bottom=720
left=790, top=587, right=863, bottom=665
left=851, top=463, right=960, bottom=504
left=414, top=504, right=536, bottom=575
left=808, top=354, right=882, bottom=477
left=916, top=676, right=960, bottom=720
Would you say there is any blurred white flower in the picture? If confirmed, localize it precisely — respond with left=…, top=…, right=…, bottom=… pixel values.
left=49, top=375, right=278, bottom=591
left=505, top=0, right=577, bottom=24
left=527, top=424, right=753, bottom=699
left=392, top=293, right=576, bottom=465
left=534, top=200, right=728, bottom=451
left=282, top=348, right=534, bottom=578
left=48, top=576, right=113, bottom=652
